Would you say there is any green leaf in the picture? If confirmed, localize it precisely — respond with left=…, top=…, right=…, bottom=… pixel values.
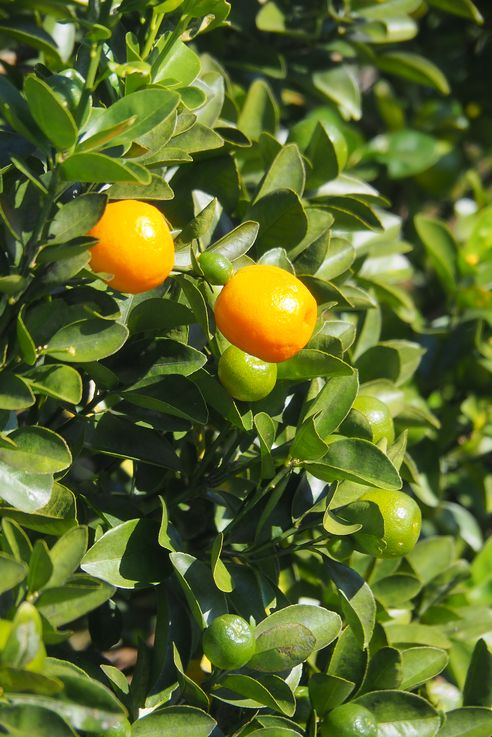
left=210, top=533, right=233, bottom=593
left=170, top=552, right=228, bottom=628
left=0, top=552, right=28, bottom=594
left=0, top=482, right=77, bottom=535
left=0, top=372, right=35, bottom=410
left=400, top=647, right=449, bottom=690
left=208, top=221, right=259, bottom=261
left=0, top=22, right=61, bottom=61
left=377, top=52, right=450, bottom=94
left=313, top=66, right=361, bottom=120
left=249, top=604, right=341, bottom=672
left=371, top=574, right=422, bottom=607
left=247, top=189, right=308, bottom=255
left=305, top=123, right=340, bottom=188
left=17, top=310, right=37, bottom=366
left=132, top=706, right=217, bottom=737
left=437, top=708, right=492, bottom=737
left=24, top=75, right=77, bottom=150
left=0, top=463, right=53, bottom=514
left=303, top=373, right=359, bottom=439
left=88, top=413, right=180, bottom=470
left=248, top=622, right=315, bottom=673
left=238, top=79, right=279, bottom=139
left=463, top=639, right=492, bottom=707
left=427, top=0, right=483, bottom=23
left=47, top=526, right=88, bottom=588
left=309, top=673, right=355, bottom=716
left=256, top=144, right=305, bottom=200
left=25, top=364, right=82, bottom=404
left=355, top=691, right=441, bottom=737
left=81, top=519, right=171, bottom=589
left=415, top=214, right=457, bottom=293
left=277, top=351, right=353, bottom=380
left=0, top=705, right=77, bottom=737
left=28, top=540, right=53, bottom=593
left=36, top=575, right=115, bottom=627
left=81, top=89, right=179, bottom=149
left=324, top=559, right=376, bottom=648
left=123, top=375, right=208, bottom=424
left=60, top=153, right=151, bottom=184
left=306, top=438, right=402, bottom=489
left=46, top=319, right=129, bottom=362
left=0, top=427, right=71, bottom=474
left=128, top=298, right=193, bottom=334
left=2, top=602, right=45, bottom=671
left=360, top=647, right=402, bottom=693
left=107, top=175, right=174, bottom=201
left=213, top=673, right=296, bottom=715
left=9, top=669, right=127, bottom=732
left=48, top=193, right=106, bottom=245
left=152, top=38, right=201, bottom=86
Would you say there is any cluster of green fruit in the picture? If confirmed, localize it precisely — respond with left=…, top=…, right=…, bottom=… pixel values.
left=203, top=614, right=378, bottom=737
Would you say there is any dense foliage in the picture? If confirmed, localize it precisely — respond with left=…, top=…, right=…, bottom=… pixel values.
left=0, top=1, right=490, bottom=736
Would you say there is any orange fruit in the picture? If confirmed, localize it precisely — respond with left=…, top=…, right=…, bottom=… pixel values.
left=88, top=200, right=174, bottom=294
left=214, top=264, right=317, bottom=363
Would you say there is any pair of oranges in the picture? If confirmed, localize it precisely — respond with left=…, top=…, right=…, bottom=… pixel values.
left=87, top=200, right=317, bottom=401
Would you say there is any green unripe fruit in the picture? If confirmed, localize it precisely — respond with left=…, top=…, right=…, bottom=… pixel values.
left=199, top=251, right=234, bottom=285
left=351, top=395, right=395, bottom=444
left=321, top=703, right=377, bottom=737
left=326, top=537, right=353, bottom=561
left=346, top=489, right=422, bottom=559
left=218, top=346, right=277, bottom=402
left=202, top=614, right=255, bottom=670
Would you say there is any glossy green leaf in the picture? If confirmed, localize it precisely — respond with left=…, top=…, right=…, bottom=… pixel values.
left=324, top=559, right=376, bottom=647
left=213, top=673, right=296, bottom=715
left=355, top=691, right=440, bottom=736
left=247, top=189, right=308, bottom=255
left=0, top=705, right=77, bottom=737
left=81, top=519, right=171, bottom=588
left=24, top=75, right=77, bottom=150
left=437, top=708, right=492, bottom=737
left=415, top=214, right=457, bottom=293
left=46, top=319, right=129, bottom=362
left=306, top=437, right=402, bottom=489
left=48, top=193, right=106, bottom=245
left=0, top=426, right=71, bottom=474
left=170, top=552, right=228, bottom=628
left=60, top=153, right=151, bottom=184
left=28, top=539, right=53, bottom=593
left=0, top=552, right=28, bottom=594
left=0, top=372, right=35, bottom=410
left=25, top=364, right=82, bottom=404
left=132, top=706, right=217, bottom=737
left=36, top=575, right=116, bottom=627
left=377, top=51, right=450, bottom=94
left=400, top=647, right=449, bottom=690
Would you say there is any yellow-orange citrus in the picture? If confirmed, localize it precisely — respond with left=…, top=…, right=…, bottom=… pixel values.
left=214, top=264, right=317, bottom=363
left=88, top=200, right=174, bottom=294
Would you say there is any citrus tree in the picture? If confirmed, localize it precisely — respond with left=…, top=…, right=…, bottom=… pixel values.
left=0, top=1, right=491, bottom=736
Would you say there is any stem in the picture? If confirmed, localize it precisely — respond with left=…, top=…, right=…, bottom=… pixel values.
left=150, top=13, right=190, bottom=74
left=75, top=42, right=102, bottom=127
left=222, top=465, right=292, bottom=538
left=21, top=166, right=59, bottom=277
left=142, top=9, right=166, bottom=60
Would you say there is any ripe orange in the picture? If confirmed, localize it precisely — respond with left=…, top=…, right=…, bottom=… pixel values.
left=214, top=264, right=317, bottom=363
left=88, top=200, right=174, bottom=294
